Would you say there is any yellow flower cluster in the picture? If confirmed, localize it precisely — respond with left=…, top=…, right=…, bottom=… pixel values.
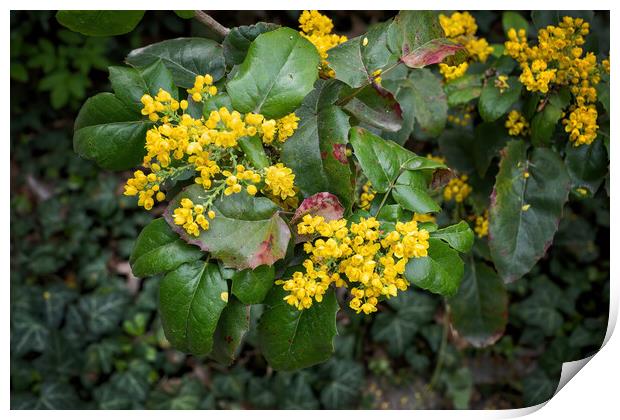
left=264, top=163, right=297, bottom=200
left=495, top=75, right=510, bottom=93
left=474, top=210, right=489, bottom=238
left=426, top=154, right=446, bottom=165
left=602, top=57, right=610, bottom=74
left=298, top=10, right=347, bottom=78
left=443, top=175, right=472, bottom=203
left=448, top=108, right=473, bottom=127
left=172, top=198, right=215, bottom=237
left=504, top=16, right=602, bottom=146
left=412, top=213, right=436, bottom=223
left=438, top=11, right=493, bottom=81
left=505, top=110, right=530, bottom=136
left=359, top=181, right=375, bottom=210
left=439, top=62, right=469, bottom=81
left=562, top=105, right=599, bottom=146
left=123, top=74, right=300, bottom=236
left=278, top=215, right=430, bottom=314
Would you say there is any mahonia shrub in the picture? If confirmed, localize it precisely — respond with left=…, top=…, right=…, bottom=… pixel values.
left=67, top=9, right=609, bottom=372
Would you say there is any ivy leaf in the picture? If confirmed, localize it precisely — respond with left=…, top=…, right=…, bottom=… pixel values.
left=109, top=60, right=177, bottom=112
left=126, top=38, right=225, bottom=88
left=231, top=265, right=275, bottom=304
left=522, top=369, right=557, bottom=406
left=431, top=221, right=474, bottom=253
left=222, top=22, right=280, bottom=66
left=565, top=137, right=608, bottom=195
left=405, top=238, right=464, bottom=296
left=349, top=126, right=419, bottom=193
left=56, top=11, right=144, bottom=36
left=12, top=382, right=80, bottom=409
left=73, top=93, right=152, bottom=170
left=227, top=27, right=319, bottom=119
left=281, top=80, right=355, bottom=211
left=341, top=84, right=403, bottom=132
left=159, top=261, right=228, bottom=354
left=11, top=311, right=49, bottom=357
left=257, top=287, right=338, bottom=371
left=129, top=218, right=203, bottom=278
left=164, top=185, right=291, bottom=270
left=392, top=170, right=441, bottom=213
left=489, top=141, right=570, bottom=282
left=319, top=359, right=364, bottom=409
left=77, top=290, right=130, bottom=336
left=328, top=21, right=393, bottom=88
left=40, top=283, right=78, bottom=328
left=210, top=297, right=251, bottom=365
left=448, top=259, right=508, bottom=347
left=478, top=76, right=522, bottom=122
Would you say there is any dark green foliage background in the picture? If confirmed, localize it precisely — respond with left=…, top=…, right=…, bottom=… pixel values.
left=10, top=10, right=609, bottom=409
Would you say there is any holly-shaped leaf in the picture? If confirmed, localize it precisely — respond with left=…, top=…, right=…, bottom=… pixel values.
left=448, top=258, right=508, bottom=347
left=222, top=22, right=280, bottom=66
left=431, top=221, right=474, bottom=253
left=257, top=287, right=338, bottom=371
left=341, top=84, right=403, bottom=132
left=109, top=60, right=177, bottom=112
left=565, top=137, right=608, bottom=195
left=130, top=218, right=203, bottom=278
left=126, top=38, right=225, bottom=88
left=281, top=80, right=355, bottom=211
left=231, top=265, right=275, bottom=304
left=489, top=141, right=570, bottom=282
left=444, top=74, right=483, bottom=107
left=405, top=238, right=464, bottom=296
left=165, top=186, right=291, bottom=270
left=401, top=38, right=464, bottom=68
left=56, top=11, right=145, bottom=36
left=73, top=93, right=152, bottom=170
left=227, top=27, right=319, bottom=119
left=478, top=76, right=522, bottom=122
left=387, top=10, right=444, bottom=57
left=159, top=261, right=228, bottom=354
left=392, top=170, right=441, bottom=213
left=210, top=297, right=251, bottom=365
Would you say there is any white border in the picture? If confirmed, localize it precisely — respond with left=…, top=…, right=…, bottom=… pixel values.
left=4, top=2, right=617, bottom=419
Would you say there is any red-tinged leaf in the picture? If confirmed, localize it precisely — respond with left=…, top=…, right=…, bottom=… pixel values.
left=291, top=192, right=345, bottom=243
left=164, top=185, right=291, bottom=270
left=401, top=38, right=464, bottom=69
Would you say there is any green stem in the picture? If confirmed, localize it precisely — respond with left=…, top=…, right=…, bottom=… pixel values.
left=373, top=185, right=393, bottom=217
left=193, top=11, right=229, bottom=41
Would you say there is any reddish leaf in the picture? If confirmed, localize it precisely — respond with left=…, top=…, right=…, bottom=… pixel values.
left=401, top=38, right=464, bottom=69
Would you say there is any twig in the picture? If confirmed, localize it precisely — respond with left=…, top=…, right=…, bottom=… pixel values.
left=194, top=10, right=230, bottom=40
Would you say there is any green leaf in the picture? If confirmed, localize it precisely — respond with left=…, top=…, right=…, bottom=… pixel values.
left=238, top=135, right=270, bottom=169
left=281, top=80, right=355, bottom=211
left=523, top=369, right=556, bottom=406
left=329, top=21, right=393, bottom=88
left=231, top=265, right=275, bottom=304
left=448, top=259, right=507, bottom=347
left=159, top=261, right=228, bottom=354
left=502, top=12, right=529, bottom=36
left=210, top=297, right=250, bottom=365
left=174, top=11, right=195, bottom=19
left=431, top=221, right=474, bottom=253
left=341, top=84, right=403, bottom=132
left=78, top=290, right=129, bottom=336
left=405, top=238, right=464, bottom=296
left=227, top=27, right=319, bottom=119
left=12, top=382, right=80, bottom=409
left=73, top=93, right=151, bottom=170
left=11, top=311, right=49, bottom=357
left=165, top=185, right=291, bottom=270
left=565, top=137, right=608, bottom=195
left=223, top=22, right=280, bottom=66
left=489, top=141, right=570, bottom=282
left=531, top=96, right=565, bottom=147
left=473, top=121, right=511, bottom=177
left=438, top=129, right=476, bottom=173
left=319, top=359, right=364, bottom=409
left=513, top=278, right=564, bottom=336
left=258, top=287, right=338, bottom=371
left=110, top=60, right=177, bottom=112
left=444, top=74, right=483, bottom=107
left=386, top=10, right=445, bottom=60
left=478, top=76, right=522, bottom=122
left=126, top=38, right=225, bottom=88
left=390, top=68, right=447, bottom=138
left=56, top=11, right=144, bottom=36
left=129, top=218, right=203, bottom=278
left=392, top=170, right=441, bottom=213
left=349, top=126, right=419, bottom=193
